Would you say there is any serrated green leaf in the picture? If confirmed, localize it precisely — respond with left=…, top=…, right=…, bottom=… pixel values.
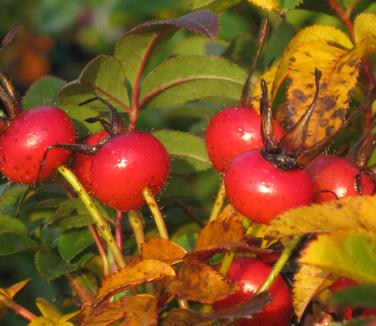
left=300, top=230, right=376, bottom=284
left=153, top=130, right=212, bottom=172
left=139, top=55, right=246, bottom=109
left=191, top=0, right=243, bottom=11
left=58, top=229, right=94, bottom=262
left=0, top=215, right=27, bottom=234
left=35, top=250, right=92, bottom=281
left=23, top=76, right=66, bottom=109
left=0, top=232, right=38, bottom=255
left=331, top=284, right=376, bottom=308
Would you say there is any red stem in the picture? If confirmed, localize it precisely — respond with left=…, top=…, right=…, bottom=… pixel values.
left=116, top=210, right=123, bottom=250
left=327, top=0, right=354, bottom=41
left=65, top=272, right=94, bottom=303
left=0, top=296, right=37, bottom=321
left=129, top=33, right=162, bottom=131
left=88, top=225, right=109, bottom=276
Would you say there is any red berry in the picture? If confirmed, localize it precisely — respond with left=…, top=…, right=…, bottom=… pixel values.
left=72, top=130, right=109, bottom=191
left=307, top=155, right=374, bottom=203
left=225, top=149, right=313, bottom=224
left=205, top=107, right=284, bottom=171
left=90, top=131, right=169, bottom=211
left=214, top=257, right=292, bottom=326
left=0, top=106, right=75, bottom=184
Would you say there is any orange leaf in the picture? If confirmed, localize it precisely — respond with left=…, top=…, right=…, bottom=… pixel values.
left=141, top=238, right=187, bottom=265
left=81, top=294, right=157, bottom=326
left=162, top=308, right=213, bottom=326
left=95, top=259, right=175, bottom=305
left=166, top=258, right=237, bottom=303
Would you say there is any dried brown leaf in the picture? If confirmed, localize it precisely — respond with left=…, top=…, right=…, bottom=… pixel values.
left=141, top=238, right=187, bottom=265
left=165, top=258, right=237, bottom=303
left=162, top=309, right=214, bottom=326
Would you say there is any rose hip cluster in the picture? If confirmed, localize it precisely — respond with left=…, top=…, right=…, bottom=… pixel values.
left=205, top=71, right=375, bottom=325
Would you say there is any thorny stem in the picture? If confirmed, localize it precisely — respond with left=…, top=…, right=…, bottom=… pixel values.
left=257, top=236, right=302, bottom=293
left=208, top=181, right=226, bottom=222
left=65, top=272, right=94, bottom=303
left=88, top=225, right=110, bottom=276
left=129, top=33, right=162, bottom=132
left=142, top=187, right=169, bottom=240
left=142, top=187, right=189, bottom=308
left=116, top=210, right=124, bottom=250
left=58, top=166, right=126, bottom=269
left=0, top=295, right=37, bottom=321
left=128, top=210, right=145, bottom=253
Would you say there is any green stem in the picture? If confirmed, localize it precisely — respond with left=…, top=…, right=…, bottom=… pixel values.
left=209, top=181, right=226, bottom=222
left=257, top=236, right=302, bottom=293
left=219, top=251, right=235, bottom=277
left=142, top=187, right=169, bottom=239
left=128, top=210, right=145, bottom=253
left=58, top=166, right=126, bottom=269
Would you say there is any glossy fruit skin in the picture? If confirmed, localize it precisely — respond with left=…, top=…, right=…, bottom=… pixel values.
left=225, top=149, right=314, bottom=224
left=91, top=131, right=169, bottom=211
left=0, top=106, right=76, bottom=184
left=72, top=130, right=109, bottom=192
left=307, top=155, right=374, bottom=203
left=205, top=107, right=284, bottom=172
left=214, top=257, right=292, bottom=326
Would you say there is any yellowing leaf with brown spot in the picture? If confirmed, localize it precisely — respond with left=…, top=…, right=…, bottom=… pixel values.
left=293, top=265, right=332, bottom=319
left=265, top=194, right=376, bottom=239
left=95, top=259, right=175, bottom=304
left=248, top=0, right=280, bottom=11
left=81, top=294, right=157, bottom=326
left=354, top=13, right=376, bottom=54
left=300, top=230, right=376, bottom=284
left=166, top=258, right=237, bottom=303
left=251, top=25, right=352, bottom=112
left=162, top=308, right=214, bottom=326
left=141, top=238, right=187, bottom=265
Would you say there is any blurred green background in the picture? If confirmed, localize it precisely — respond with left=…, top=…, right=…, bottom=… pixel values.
left=0, top=0, right=375, bottom=325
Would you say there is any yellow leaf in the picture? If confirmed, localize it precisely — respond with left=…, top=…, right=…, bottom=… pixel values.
left=251, top=25, right=352, bottom=112
left=35, top=298, right=61, bottom=321
left=300, top=230, right=376, bottom=284
left=28, top=318, right=75, bottom=326
left=265, top=194, right=376, bottom=238
left=248, top=0, right=280, bottom=12
left=354, top=13, right=376, bottom=54
left=0, top=278, right=30, bottom=299
left=141, top=238, right=187, bottom=265
left=293, top=265, right=331, bottom=319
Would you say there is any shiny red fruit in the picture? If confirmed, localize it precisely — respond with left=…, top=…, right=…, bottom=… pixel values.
left=214, top=257, right=292, bottom=326
left=91, top=131, right=169, bottom=211
left=0, top=106, right=75, bottom=184
left=225, top=149, right=313, bottom=224
left=205, top=107, right=284, bottom=172
left=307, top=155, right=374, bottom=203
left=72, top=130, right=109, bottom=192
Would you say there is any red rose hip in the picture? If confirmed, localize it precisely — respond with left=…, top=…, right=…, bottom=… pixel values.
left=214, top=257, right=292, bottom=325
left=205, top=107, right=284, bottom=171
left=0, top=106, right=76, bottom=184
left=225, top=149, right=313, bottom=224
left=90, top=131, right=169, bottom=211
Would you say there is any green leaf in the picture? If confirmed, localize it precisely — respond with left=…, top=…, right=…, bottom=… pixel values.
left=23, top=76, right=66, bottom=109
left=275, top=0, right=303, bottom=10
left=191, top=0, right=243, bottom=11
left=58, top=229, right=94, bottom=262
left=35, top=250, right=92, bottom=281
left=139, top=55, right=246, bottom=109
left=171, top=36, right=228, bottom=57
left=161, top=177, right=193, bottom=200
left=0, top=232, right=38, bottom=256
left=0, top=183, right=28, bottom=216
left=331, top=284, right=376, bottom=308
left=331, top=319, right=373, bottom=326
left=300, top=230, right=376, bottom=284
left=0, top=215, right=27, bottom=234
left=115, top=10, right=219, bottom=89
left=153, top=130, right=212, bottom=172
